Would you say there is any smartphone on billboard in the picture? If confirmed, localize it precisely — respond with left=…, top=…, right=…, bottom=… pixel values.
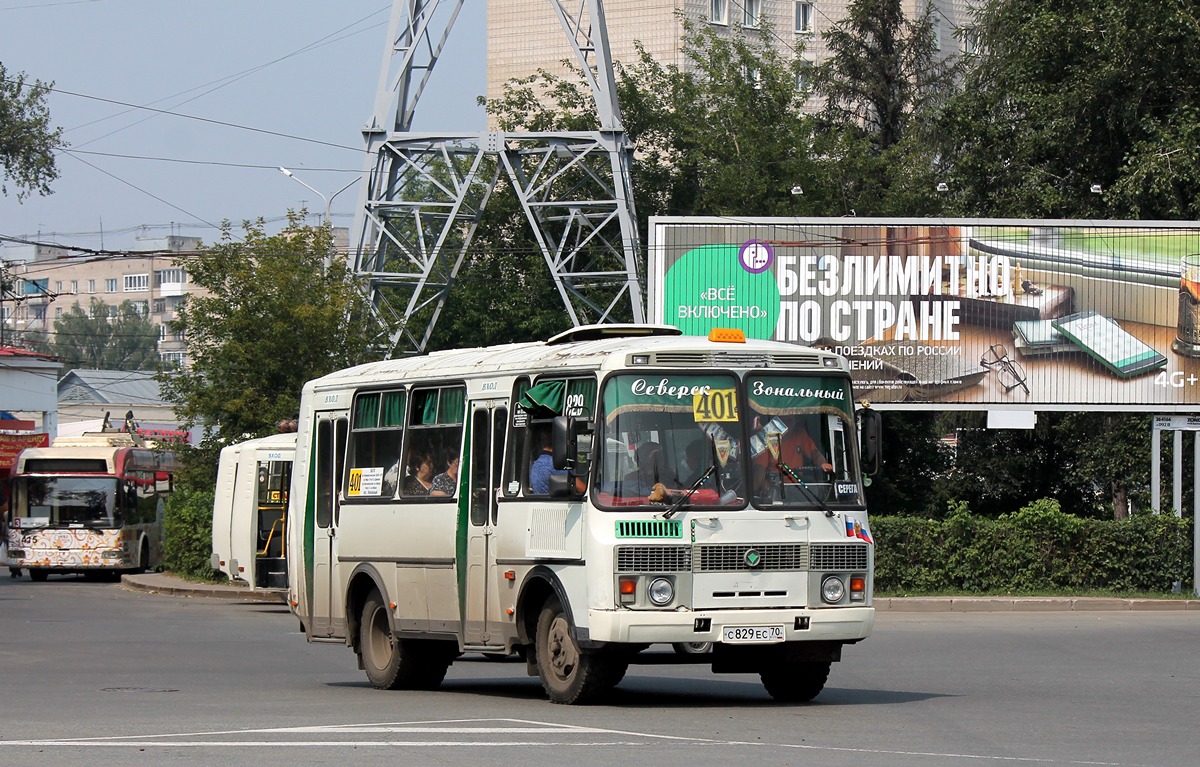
left=1051, top=311, right=1167, bottom=378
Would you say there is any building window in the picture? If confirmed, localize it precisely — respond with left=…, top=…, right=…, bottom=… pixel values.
left=159, top=326, right=167, bottom=341
left=173, top=329, right=186, bottom=342
left=106, top=278, right=118, bottom=293
left=709, top=0, right=727, bottom=25
left=55, top=280, right=62, bottom=292
left=108, top=305, right=118, bottom=319
left=155, top=268, right=186, bottom=286
left=153, top=299, right=165, bottom=314
left=162, top=352, right=186, bottom=368
left=743, top=0, right=760, bottom=27
left=55, top=307, right=63, bottom=319
left=130, top=301, right=149, bottom=317
left=796, top=60, right=815, bottom=91
left=795, top=2, right=814, bottom=34
left=31, top=304, right=46, bottom=320
left=124, top=274, right=149, bottom=292
left=70, top=280, right=77, bottom=293
left=88, top=279, right=96, bottom=293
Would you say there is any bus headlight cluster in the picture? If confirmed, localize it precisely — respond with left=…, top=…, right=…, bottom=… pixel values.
left=647, top=577, right=674, bottom=606
left=821, top=575, right=846, bottom=604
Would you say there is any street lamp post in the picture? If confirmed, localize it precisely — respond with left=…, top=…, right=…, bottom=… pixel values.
left=278, top=167, right=358, bottom=270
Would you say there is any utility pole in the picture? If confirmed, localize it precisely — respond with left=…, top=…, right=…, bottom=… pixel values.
left=351, top=0, right=645, bottom=355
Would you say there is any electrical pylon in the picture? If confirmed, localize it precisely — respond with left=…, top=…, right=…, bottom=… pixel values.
left=352, top=0, right=645, bottom=356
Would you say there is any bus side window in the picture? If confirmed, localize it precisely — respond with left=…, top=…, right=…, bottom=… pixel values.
left=501, top=377, right=531, bottom=498
left=315, top=420, right=333, bottom=529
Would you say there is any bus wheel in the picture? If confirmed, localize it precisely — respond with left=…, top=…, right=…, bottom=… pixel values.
left=29, top=569, right=48, bottom=582
left=535, top=598, right=626, bottom=704
left=760, top=660, right=831, bottom=703
left=137, top=539, right=151, bottom=573
left=360, top=591, right=451, bottom=691
left=672, top=642, right=712, bottom=656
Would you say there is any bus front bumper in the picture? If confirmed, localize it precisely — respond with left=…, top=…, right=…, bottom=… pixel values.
left=585, top=605, right=874, bottom=646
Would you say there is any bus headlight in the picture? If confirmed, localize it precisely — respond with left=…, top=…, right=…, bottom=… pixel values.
left=821, top=575, right=845, bottom=604
left=647, top=577, right=674, bottom=606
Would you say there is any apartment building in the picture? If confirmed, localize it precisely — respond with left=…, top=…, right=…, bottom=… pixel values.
left=0, top=236, right=201, bottom=367
left=487, top=0, right=974, bottom=110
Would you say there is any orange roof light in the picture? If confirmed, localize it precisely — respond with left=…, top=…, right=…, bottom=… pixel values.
left=708, top=328, right=746, bottom=343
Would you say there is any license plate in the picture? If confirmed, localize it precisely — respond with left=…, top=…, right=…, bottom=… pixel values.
left=722, top=625, right=785, bottom=644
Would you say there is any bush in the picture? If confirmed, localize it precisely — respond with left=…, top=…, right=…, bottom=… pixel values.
left=161, top=486, right=218, bottom=580
left=873, top=499, right=1192, bottom=594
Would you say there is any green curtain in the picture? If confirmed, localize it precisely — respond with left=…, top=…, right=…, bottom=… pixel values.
left=354, top=393, right=380, bottom=429
left=381, top=391, right=406, bottom=427
left=518, top=380, right=566, bottom=415
left=438, top=387, right=465, bottom=424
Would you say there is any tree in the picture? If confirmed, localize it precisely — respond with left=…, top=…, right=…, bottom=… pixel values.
left=816, top=0, right=957, bottom=153
left=938, top=0, right=1200, bottom=219
left=0, top=62, right=65, bottom=200
left=48, top=298, right=160, bottom=371
left=159, top=214, right=378, bottom=481
left=812, top=0, right=959, bottom=216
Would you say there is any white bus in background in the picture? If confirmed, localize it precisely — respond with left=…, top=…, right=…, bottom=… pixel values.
left=211, top=431, right=296, bottom=590
left=6, top=421, right=179, bottom=581
left=286, top=325, right=881, bottom=704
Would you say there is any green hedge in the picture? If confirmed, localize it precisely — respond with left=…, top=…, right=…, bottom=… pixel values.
left=873, top=499, right=1193, bottom=594
left=161, top=486, right=218, bottom=580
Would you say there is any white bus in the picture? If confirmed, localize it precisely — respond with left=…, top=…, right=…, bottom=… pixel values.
left=6, top=425, right=179, bottom=581
left=286, top=325, right=880, bottom=704
left=211, top=431, right=296, bottom=590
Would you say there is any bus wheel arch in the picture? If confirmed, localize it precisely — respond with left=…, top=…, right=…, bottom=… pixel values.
left=515, top=567, right=573, bottom=648
left=345, top=565, right=389, bottom=659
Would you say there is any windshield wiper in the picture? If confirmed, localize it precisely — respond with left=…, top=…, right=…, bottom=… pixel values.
left=663, top=436, right=735, bottom=519
left=662, top=463, right=716, bottom=519
left=776, top=460, right=834, bottom=517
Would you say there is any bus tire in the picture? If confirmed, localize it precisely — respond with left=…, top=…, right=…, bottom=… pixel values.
left=29, top=569, right=48, bottom=582
left=672, top=641, right=712, bottom=656
left=137, top=539, right=151, bottom=573
left=359, top=591, right=450, bottom=691
left=760, top=660, right=831, bottom=703
left=535, top=598, right=626, bottom=704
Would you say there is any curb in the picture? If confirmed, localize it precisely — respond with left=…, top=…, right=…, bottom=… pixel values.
left=121, top=573, right=287, bottom=603
left=874, top=596, right=1200, bottom=612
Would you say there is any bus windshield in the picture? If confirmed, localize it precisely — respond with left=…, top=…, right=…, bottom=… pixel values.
left=12, top=476, right=120, bottom=528
left=744, top=373, right=864, bottom=508
left=595, top=371, right=864, bottom=511
left=596, top=372, right=745, bottom=509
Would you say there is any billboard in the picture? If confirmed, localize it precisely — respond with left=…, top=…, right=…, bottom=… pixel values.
left=648, top=218, right=1200, bottom=411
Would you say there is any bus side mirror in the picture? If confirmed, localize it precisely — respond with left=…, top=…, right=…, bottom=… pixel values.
left=858, top=408, right=881, bottom=476
left=552, top=416, right=594, bottom=471
left=552, top=416, right=572, bottom=470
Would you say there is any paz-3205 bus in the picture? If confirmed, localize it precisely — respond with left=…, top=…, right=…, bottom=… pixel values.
left=286, top=325, right=880, bottom=704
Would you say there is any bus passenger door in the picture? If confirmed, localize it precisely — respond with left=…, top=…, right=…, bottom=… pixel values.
left=312, top=414, right=348, bottom=637
left=464, top=402, right=506, bottom=647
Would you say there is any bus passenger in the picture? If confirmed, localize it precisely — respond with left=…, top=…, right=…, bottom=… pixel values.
left=430, top=455, right=459, bottom=496
left=403, top=451, right=434, bottom=496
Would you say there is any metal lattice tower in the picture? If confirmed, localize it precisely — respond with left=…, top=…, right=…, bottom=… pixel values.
left=352, top=0, right=645, bottom=355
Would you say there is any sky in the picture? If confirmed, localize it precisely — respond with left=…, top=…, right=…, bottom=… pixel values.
left=0, top=0, right=486, bottom=253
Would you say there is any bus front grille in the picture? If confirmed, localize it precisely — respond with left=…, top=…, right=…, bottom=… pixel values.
left=616, top=545, right=692, bottom=572
left=809, top=543, right=870, bottom=571
left=694, top=543, right=809, bottom=572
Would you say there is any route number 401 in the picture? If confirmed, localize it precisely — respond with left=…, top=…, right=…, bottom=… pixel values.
left=1155, top=371, right=1199, bottom=388
left=692, top=388, right=739, bottom=422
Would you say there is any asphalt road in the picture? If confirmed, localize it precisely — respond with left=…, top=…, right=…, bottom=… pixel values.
left=1, top=574, right=1196, bottom=767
